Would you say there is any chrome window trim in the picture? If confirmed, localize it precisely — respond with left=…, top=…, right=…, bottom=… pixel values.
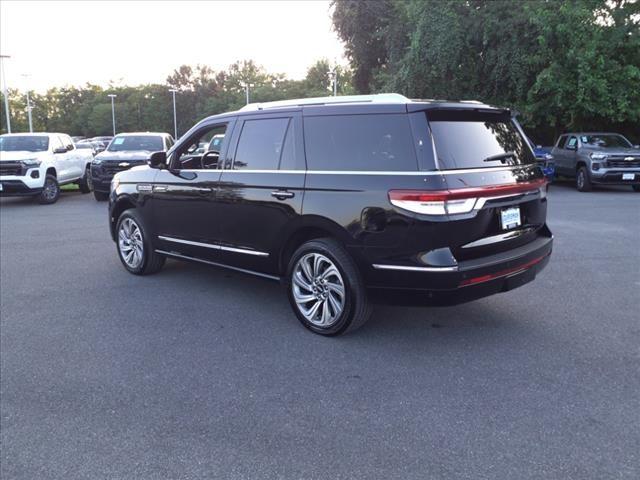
left=157, top=235, right=269, bottom=257
left=372, top=264, right=458, bottom=272
left=205, top=165, right=534, bottom=175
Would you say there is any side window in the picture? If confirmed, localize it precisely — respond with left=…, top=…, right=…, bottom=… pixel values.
left=52, top=136, right=65, bottom=152
left=566, top=136, right=577, bottom=149
left=233, top=118, right=290, bottom=170
left=62, top=135, right=74, bottom=150
left=174, top=124, right=228, bottom=170
left=279, top=120, right=296, bottom=170
left=304, top=114, right=417, bottom=171
left=556, top=135, right=566, bottom=148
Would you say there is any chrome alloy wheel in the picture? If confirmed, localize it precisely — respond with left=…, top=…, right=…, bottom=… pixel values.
left=118, top=218, right=144, bottom=269
left=43, top=177, right=58, bottom=200
left=291, top=253, right=346, bottom=327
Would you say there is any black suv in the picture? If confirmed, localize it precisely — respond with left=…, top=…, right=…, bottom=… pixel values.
left=108, top=94, right=552, bottom=335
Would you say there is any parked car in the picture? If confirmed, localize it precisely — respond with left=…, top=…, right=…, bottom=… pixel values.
left=71, top=136, right=86, bottom=143
left=107, top=94, right=552, bottom=336
left=90, top=136, right=113, bottom=154
left=91, top=132, right=173, bottom=201
left=551, top=132, right=640, bottom=191
left=74, top=141, right=100, bottom=156
left=0, top=133, right=94, bottom=204
left=527, top=137, right=555, bottom=180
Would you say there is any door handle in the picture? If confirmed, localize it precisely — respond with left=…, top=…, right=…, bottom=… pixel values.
left=153, top=185, right=168, bottom=192
left=271, top=190, right=295, bottom=200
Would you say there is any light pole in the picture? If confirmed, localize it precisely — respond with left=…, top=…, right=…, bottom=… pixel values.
left=327, top=69, right=337, bottom=96
left=21, top=73, right=33, bottom=133
left=107, top=94, right=117, bottom=135
left=1, top=54, right=11, bottom=133
left=240, top=82, right=254, bottom=104
left=169, top=88, right=178, bottom=139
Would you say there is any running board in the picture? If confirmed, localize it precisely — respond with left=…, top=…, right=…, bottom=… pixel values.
left=155, top=249, right=281, bottom=282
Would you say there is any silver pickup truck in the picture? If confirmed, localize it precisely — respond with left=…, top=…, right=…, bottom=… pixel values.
left=551, top=132, right=640, bottom=192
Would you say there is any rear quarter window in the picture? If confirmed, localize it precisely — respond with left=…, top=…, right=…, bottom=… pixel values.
left=303, top=114, right=417, bottom=171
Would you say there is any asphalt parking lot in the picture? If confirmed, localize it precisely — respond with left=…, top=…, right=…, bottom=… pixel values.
left=1, top=183, right=639, bottom=479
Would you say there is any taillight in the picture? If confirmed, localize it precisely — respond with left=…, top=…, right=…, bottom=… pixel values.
left=388, top=178, right=547, bottom=215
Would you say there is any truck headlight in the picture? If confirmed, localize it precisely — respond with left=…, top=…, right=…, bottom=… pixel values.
left=590, top=153, right=607, bottom=160
left=22, top=158, right=41, bottom=167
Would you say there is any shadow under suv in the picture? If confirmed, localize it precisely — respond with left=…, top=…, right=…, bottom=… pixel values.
left=108, top=94, right=553, bottom=335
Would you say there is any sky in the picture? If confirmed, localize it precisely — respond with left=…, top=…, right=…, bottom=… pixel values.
left=0, top=0, right=346, bottom=92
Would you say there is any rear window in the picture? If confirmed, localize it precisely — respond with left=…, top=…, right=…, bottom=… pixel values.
left=427, top=110, right=535, bottom=170
left=304, top=114, right=417, bottom=171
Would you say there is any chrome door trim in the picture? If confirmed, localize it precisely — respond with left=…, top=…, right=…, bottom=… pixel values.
left=372, top=264, right=459, bottom=272
left=157, top=235, right=269, bottom=257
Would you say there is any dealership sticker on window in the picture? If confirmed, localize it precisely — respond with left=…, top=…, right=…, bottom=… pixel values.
left=113, top=137, right=125, bottom=145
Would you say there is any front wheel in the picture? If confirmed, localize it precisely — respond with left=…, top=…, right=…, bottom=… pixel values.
left=286, top=238, right=371, bottom=336
left=78, top=166, right=93, bottom=193
left=116, top=209, right=165, bottom=275
left=576, top=167, right=592, bottom=192
left=37, top=175, right=60, bottom=204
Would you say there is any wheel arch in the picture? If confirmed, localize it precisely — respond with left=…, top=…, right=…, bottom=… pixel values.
left=109, top=195, right=137, bottom=240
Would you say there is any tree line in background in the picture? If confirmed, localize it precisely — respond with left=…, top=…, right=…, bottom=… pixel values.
left=0, top=59, right=354, bottom=138
left=1, top=0, right=638, bottom=144
left=332, top=0, right=640, bottom=143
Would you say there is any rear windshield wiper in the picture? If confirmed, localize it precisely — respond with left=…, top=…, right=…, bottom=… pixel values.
left=483, top=151, right=517, bottom=163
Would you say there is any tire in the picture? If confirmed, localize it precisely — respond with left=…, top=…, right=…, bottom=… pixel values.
left=286, top=238, right=372, bottom=336
left=115, top=208, right=165, bottom=275
left=37, top=175, right=60, bottom=204
left=78, top=166, right=93, bottom=193
left=632, top=185, right=640, bottom=192
left=94, top=190, right=109, bottom=201
left=576, top=166, right=592, bottom=192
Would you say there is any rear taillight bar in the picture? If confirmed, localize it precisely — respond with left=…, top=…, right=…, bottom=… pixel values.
left=388, top=178, right=547, bottom=215
left=459, top=253, right=548, bottom=287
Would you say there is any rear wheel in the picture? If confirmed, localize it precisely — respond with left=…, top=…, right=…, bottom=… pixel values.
left=37, top=175, right=60, bottom=204
left=94, top=190, right=109, bottom=201
left=576, top=166, right=592, bottom=192
left=116, top=209, right=165, bottom=275
left=78, top=166, right=93, bottom=193
left=287, top=238, right=371, bottom=336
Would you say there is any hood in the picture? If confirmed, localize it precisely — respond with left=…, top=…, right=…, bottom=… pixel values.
left=581, top=146, right=640, bottom=156
left=95, top=150, right=153, bottom=162
left=0, top=150, right=46, bottom=162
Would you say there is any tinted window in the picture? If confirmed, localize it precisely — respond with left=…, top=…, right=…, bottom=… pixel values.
left=234, top=118, right=289, bottom=170
left=304, top=114, right=417, bottom=171
left=580, top=134, right=631, bottom=148
left=0, top=135, right=49, bottom=152
left=107, top=135, right=164, bottom=152
left=427, top=110, right=535, bottom=170
left=279, top=120, right=297, bottom=170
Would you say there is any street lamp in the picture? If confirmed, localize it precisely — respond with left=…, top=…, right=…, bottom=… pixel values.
left=107, top=94, right=117, bottom=135
left=327, top=69, right=337, bottom=96
left=1, top=54, right=11, bottom=133
left=240, top=82, right=254, bottom=105
left=169, top=88, right=178, bottom=139
left=21, top=73, right=33, bottom=133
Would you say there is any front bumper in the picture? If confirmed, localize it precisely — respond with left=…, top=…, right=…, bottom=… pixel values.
left=0, top=173, right=45, bottom=196
left=591, top=169, right=640, bottom=185
left=364, top=234, right=553, bottom=306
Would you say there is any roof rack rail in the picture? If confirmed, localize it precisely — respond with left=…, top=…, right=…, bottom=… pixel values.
left=238, top=93, right=410, bottom=112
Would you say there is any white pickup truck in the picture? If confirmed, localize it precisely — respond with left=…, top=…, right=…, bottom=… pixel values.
left=0, top=133, right=94, bottom=204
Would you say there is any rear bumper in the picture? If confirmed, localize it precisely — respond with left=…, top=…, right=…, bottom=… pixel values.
left=364, top=234, right=553, bottom=306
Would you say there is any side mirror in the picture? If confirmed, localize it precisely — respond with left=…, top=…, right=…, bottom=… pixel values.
left=148, top=151, right=167, bottom=169
left=53, top=147, right=67, bottom=154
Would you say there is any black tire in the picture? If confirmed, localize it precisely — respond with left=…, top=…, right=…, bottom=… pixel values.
left=286, top=238, right=372, bottom=336
left=632, top=185, right=640, bottom=192
left=576, top=166, right=592, bottom=192
left=78, top=166, right=93, bottom=193
left=37, top=175, right=60, bottom=204
left=94, top=190, right=109, bottom=201
left=115, top=208, right=165, bottom=275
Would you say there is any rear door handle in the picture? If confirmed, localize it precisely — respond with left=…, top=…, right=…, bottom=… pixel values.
left=271, top=190, right=295, bottom=200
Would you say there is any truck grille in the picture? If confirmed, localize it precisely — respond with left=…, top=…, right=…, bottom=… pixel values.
left=606, top=156, right=640, bottom=168
left=101, top=161, right=144, bottom=175
left=0, top=162, right=24, bottom=176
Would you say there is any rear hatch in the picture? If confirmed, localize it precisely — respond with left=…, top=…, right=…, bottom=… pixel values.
left=399, top=108, right=549, bottom=263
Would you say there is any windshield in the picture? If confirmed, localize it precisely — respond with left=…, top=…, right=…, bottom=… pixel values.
left=107, top=135, right=163, bottom=152
left=580, top=134, right=631, bottom=149
left=427, top=110, right=535, bottom=170
left=0, top=135, right=49, bottom=152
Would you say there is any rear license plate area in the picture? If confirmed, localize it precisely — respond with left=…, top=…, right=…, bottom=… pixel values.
left=500, top=207, right=521, bottom=230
